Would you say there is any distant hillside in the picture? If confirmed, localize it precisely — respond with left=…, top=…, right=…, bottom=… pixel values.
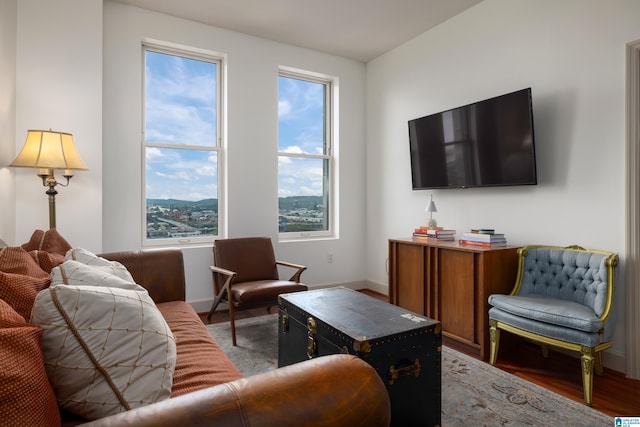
left=147, top=196, right=323, bottom=211
left=278, top=196, right=323, bottom=210
left=147, top=198, right=217, bottom=210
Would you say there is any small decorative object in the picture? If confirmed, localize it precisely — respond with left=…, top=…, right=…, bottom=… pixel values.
left=425, top=195, right=437, bottom=228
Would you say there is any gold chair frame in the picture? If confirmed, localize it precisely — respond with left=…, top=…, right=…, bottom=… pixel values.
left=489, top=245, right=618, bottom=406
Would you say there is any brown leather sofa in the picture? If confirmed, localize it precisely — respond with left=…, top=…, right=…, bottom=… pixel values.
left=72, top=248, right=392, bottom=427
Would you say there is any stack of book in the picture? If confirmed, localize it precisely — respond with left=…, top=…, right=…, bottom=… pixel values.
left=413, top=227, right=456, bottom=241
left=459, top=229, right=507, bottom=247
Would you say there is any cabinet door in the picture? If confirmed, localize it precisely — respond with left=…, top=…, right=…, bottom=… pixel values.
left=392, top=243, right=425, bottom=315
left=438, top=249, right=475, bottom=343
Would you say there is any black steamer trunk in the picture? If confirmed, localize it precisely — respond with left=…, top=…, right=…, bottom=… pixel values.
left=278, top=287, right=441, bottom=427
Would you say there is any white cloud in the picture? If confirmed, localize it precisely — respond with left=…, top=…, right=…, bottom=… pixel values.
left=146, top=147, right=164, bottom=160
left=278, top=156, right=325, bottom=197
left=155, top=170, right=191, bottom=181
left=145, top=52, right=217, bottom=147
left=196, top=164, right=216, bottom=176
left=278, top=156, right=292, bottom=165
left=278, top=100, right=291, bottom=118
left=282, top=145, right=304, bottom=154
left=298, top=186, right=318, bottom=196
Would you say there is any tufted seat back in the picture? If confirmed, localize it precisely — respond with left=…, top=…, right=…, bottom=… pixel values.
left=489, top=244, right=618, bottom=344
left=487, top=244, right=618, bottom=406
left=518, top=247, right=610, bottom=317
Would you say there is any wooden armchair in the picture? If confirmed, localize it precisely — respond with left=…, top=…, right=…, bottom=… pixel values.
left=207, top=237, right=308, bottom=345
left=488, top=245, right=618, bottom=406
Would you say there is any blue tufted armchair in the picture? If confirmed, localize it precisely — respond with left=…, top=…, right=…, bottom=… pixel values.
left=488, top=245, right=618, bottom=406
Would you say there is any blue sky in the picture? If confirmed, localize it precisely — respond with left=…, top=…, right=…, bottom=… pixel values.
left=278, top=75, right=327, bottom=198
left=145, top=51, right=217, bottom=201
left=145, top=51, right=326, bottom=201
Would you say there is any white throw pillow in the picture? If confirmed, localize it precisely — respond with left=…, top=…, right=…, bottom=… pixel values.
left=51, top=260, right=145, bottom=292
left=31, top=285, right=176, bottom=420
left=64, top=248, right=135, bottom=283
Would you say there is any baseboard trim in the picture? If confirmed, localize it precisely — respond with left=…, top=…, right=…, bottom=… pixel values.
left=189, top=280, right=388, bottom=314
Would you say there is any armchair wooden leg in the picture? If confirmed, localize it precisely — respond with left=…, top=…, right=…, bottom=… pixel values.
left=207, top=280, right=237, bottom=346
left=207, top=286, right=228, bottom=321
left=489, top=319, right=500, bottom=366
left=229, top=300, right=237, bottom=346
left=581, top=348, right=595, bottom=406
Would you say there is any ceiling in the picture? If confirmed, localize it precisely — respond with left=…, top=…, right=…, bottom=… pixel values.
left=111, top=0, right=483, bottom=62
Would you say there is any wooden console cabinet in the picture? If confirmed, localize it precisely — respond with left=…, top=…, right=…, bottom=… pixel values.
left=388, top=237, right=519, bottom=360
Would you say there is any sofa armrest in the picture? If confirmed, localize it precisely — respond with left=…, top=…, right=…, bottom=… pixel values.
left=80, top=354, right=390, bottom=427
left=99, top=248, right=185, bottom=304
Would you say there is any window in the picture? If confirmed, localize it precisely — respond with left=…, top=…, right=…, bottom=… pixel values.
left=278, top=69, right=336, bottom=239
left=143, top=43, right=224, bottom=245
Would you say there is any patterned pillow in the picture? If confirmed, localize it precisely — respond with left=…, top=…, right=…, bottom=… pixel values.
left=50, top=260, right=144, bottom=292
left=28, top=250, right=65, bottom=273
left=0, top=247, right=51, bottom=320
left=31, top=285, right=177, bottom=420
left=21, top=229, right=72, bottom=256
left=0, top=299, right=61, bottom=427
left=64, top=248, right=135, bottom=283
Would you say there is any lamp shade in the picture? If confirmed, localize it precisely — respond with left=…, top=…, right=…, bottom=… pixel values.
left=10, top=130, right=87, bottom=170
left=425, top=196, right=437, bottom=213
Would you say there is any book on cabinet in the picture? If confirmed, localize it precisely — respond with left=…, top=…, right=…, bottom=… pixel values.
left=460, top=229, right=507, bottom=246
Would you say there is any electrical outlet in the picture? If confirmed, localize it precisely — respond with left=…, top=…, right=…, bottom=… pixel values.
left=327, top=252, right=334, bottom=263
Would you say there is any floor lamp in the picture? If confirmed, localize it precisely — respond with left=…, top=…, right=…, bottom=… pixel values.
left=10, top=130, right=87, bottom=229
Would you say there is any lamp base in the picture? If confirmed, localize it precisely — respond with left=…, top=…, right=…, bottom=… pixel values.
left=427, top=218, right=437, bottom=228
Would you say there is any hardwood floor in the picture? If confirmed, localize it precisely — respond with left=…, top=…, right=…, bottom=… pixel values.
left=366, top=289, right=640, bottom=417
left=362, top=289, right=640, bottom=417
left=491, top=340, right=640, bottom=417
left=201, top=289, right=640, bottom=418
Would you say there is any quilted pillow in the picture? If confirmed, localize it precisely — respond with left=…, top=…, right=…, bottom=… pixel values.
left=51, top=260, right=144, bottom=292
left=0, top=299, right=61, bottom=427
left=0, top=247, right=51, bottom=320
left=64, top=248, right=135, bottom=283
left=31, top=285, right=177, bottom=420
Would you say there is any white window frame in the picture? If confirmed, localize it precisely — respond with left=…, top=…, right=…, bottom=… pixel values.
left=278, top=67, right=337, bottom=241
left=142, top=41, right=226, bottom=247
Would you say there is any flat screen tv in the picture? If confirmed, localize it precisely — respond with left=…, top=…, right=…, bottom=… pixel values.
left=408, top=88, right=537, bottom=190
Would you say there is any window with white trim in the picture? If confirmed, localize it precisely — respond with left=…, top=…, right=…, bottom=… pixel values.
left=143, top=43, right=224, bottom=246
left=278, top=69, right=336, bottom=239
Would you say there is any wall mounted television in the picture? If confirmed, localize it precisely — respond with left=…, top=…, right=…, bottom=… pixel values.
left=408, top=88, right=537, bottom=190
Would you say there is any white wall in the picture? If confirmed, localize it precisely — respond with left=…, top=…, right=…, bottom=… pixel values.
left=8, top=0, right=103, bottom=249
left=0, top=0, right=17, bottom=244
left=102, top=2, right=367, bottom=309
left=365, top=0, right=640, bottom=372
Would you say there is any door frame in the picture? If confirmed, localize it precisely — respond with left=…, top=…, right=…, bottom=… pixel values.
left=625, top=39, right=640, bottom=379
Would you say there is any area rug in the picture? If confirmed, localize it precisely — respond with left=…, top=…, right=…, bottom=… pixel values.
left=207, top=314, right=613, bottom=427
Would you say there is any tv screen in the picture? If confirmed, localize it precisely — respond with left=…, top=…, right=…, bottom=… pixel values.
left=408, top=88, right=537, bottom=190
